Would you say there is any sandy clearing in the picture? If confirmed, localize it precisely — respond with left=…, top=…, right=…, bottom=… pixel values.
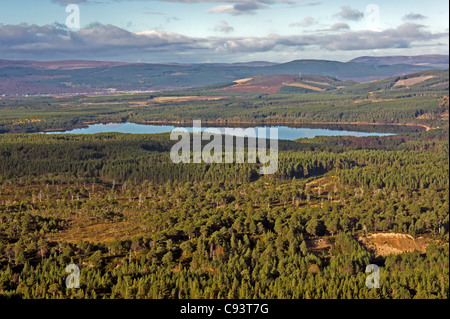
left=358, top=232, right=431, bottom=256
left=303, top=80, right=331, bottom=86
left=151, top=96, right=225, bottom=103
left=80, top=96, right=225, bottom=106
left=233, top=77, right=253, bottom=84
left=393, top=75, right=436, bottom=88
left=285, top=82, right=325, bottom=91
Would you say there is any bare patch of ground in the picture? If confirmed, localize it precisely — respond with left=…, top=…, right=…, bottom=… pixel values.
left=353, top=98, right=394, bottom=103
left=358, top=232, right=431, bottom=256
left=306, top=176, right=338, bottom=193
left=82, top=101, right=149, bottom=107
left=46, top=217, right=146, bottom=244
left=12, top=119, right=42, bottom=126
left=151, top=96, right=225, bottom=103
left=306, top=238, right=332, bottom=255
left=303, top=80, right=330, bottom=86
left=393, top=75, right=436, bottom=88
left=439, top=110, right=449, bottom=120
left=217, top=74, right=301, bottom=94
left=233, top=77, right=253, bottom=84
left=80, top=96, right=225, bottom=107
left=285, top=82, right=324, bottom=91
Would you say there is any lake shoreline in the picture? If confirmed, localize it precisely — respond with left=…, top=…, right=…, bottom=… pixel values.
left=43, top=121, right=403, bottom=140
left=40, top=119, right=428, bottom=135
left=130, top=120, right=429, bottom=131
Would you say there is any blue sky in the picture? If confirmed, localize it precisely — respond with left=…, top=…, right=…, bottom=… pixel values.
left=0, top=0, right=448, bottom=63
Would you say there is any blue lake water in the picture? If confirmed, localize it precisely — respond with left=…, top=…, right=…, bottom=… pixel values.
left=45, top=122, right=394, bottom=140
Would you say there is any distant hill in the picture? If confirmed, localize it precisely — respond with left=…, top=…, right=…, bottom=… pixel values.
left=214, top=74, right=356, bottom=95
left=0, top=59, right=129, bottom=70
left=171, top=69, right=448, bottom=96
left=197, top=61, right=278, bottom=67
left=256, top=59, right=433, bottom=82
left=339, top=68, right=449, bottom=94
left=0, top=56, right=447, bottom=96
left=349, top=55, right=449, bottom=68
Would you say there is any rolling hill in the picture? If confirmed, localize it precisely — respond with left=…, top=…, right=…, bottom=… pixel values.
left=339, top=68, right=449, bottom=94
left=160, top=68, right=449, bottom=98
left=349, top=54, right=449, bottom=68
left=0, top=55, right=447, bottom=96
left=215, top=74, right=357, bottom=94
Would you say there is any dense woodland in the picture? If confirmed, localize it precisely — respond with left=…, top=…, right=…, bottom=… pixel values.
left=0, top=69, right=448, bottom=300
left=0, top=126, right=448, bottom=299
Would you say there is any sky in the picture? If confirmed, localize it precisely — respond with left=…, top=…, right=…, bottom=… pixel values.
left=0, top=0, right=448, bottom=63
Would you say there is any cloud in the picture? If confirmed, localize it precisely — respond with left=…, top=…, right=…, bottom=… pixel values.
left=285, top=1, right=321, bottom=9
left=207, top=3, right=268, bottom=15
left=403, top=13, right=428, bottom=21
left=163, top=0, right=292, bottom=3
left=214, top=20, right=234, bottom=33
left=0, top=22, right=447, bottom=62
left=77, top=0, right=294, bottom=3
left=207, top=5, right=235, bottom=15
left=334, top=6, right=364, bottom=21
left=52, top=0, right=87, bottom=5
left=289, top=17, right=317, bottom=28
left=143, top=11, right=165, bottom=15
left=166, top=16, right=181, bottom=23
left=53, top=0, right=296, bottom=16
left=0, top=23, right=202, bottom=61
left=316, top=23, right=350, bottom=32
left=290, top=20, right=350, bottom=32
left=297, top=2, right=321, bottom=7
left=211, top=23, right=447, bottom=53
left=329, top=23, right=350, bottom=31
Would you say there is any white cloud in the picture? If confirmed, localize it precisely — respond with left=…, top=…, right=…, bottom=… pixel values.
left=207, top=3, right=268, bottom=15
left=210, top=23, right=448, bottom=52
left=0, top=22, right=447, bottom=62
left=213, top=20, right=234, bottom=33
left=403, top=13, right=428, bottom=21
left=52, top=0, right=87, bottom=5
left=289, top=17, right=317, bottom=28
left=315, top=23, right=350, bottom=32
left=334, top=6, right=364, bottom=21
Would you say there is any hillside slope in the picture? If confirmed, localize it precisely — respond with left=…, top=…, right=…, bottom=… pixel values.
left=350, top=54, right=449, bottom=68
left=0, top=57, right=446, bottom=96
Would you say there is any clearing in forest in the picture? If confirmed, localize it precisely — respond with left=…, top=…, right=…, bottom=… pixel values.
left=358, top=232, right=432, bottom=256
left=393, top=75, right=436, bottom=88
